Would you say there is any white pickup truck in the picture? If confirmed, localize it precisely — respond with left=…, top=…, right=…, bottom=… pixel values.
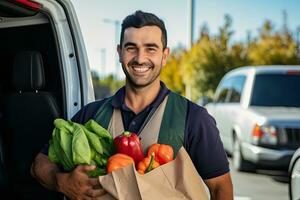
left=206, top=66, right=300, bottom=172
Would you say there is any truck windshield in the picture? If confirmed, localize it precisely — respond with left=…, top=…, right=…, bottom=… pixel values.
left=250, top=73, right=300, bottom=107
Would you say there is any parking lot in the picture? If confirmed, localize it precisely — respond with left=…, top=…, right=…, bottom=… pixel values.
left=230, top=158, right=290, bottom=200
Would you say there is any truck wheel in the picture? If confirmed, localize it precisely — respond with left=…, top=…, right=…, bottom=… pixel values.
left=233, top=137, right=256, bottom=172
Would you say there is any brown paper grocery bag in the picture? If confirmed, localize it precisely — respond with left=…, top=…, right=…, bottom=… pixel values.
left=98, top=147, right=209, bottom=200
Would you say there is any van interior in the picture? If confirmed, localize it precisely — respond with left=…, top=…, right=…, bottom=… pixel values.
left=0, top=1, right=65, bottom=199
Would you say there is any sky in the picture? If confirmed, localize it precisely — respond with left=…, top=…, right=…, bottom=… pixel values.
left=71, top=0, right=300, bottom=78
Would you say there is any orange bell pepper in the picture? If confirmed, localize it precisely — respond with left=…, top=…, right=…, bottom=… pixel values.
left=106, top=153, right=135, bottom=173
left=137, top=153, right=160, bottom=174
left=147, top=143, right=174, bottom=165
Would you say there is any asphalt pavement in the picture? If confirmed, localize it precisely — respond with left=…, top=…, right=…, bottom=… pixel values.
left=229, top=159, right=290, bottom=200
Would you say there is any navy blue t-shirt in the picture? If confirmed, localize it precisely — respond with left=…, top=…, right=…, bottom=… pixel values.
left=67, top=82, right=229, bottom=180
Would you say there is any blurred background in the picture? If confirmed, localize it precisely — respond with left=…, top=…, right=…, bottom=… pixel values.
left=72, top=0, right=300, bottom=101
left=71, top=1, right=300, bottom=199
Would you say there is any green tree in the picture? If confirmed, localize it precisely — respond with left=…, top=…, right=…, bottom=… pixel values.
left=248, top=20, right=299, bottom=65
left=192, top=14, right=247, bottom=100
left=91, top=71, right=125, bottom=99
left=161, top=48, right=186, bottom=95
left=157, top=13, right=300, bottom=102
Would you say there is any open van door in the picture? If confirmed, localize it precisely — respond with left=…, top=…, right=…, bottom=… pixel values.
left=0, top=0, right=94, bottom=199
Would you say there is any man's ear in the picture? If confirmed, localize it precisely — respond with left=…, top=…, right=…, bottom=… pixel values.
left=162, top=47, right=170, bottom=65
left=117, top=44, right=122, bottom=62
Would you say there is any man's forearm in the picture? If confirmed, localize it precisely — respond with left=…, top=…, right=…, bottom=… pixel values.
left=204, top=172, right=233, bottom=200
left=210, top=183, right=233, bottom=200
left=31, top=153, right=60, bottom=191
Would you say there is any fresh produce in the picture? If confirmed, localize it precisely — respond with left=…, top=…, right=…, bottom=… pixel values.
left=113, top=131, right=144, bottom=164
left=147, top=143, right=174, bottom=165
left=48, top=118, right=114, bottom=177
left=137, top=153, right=160, bottom=175
left=49, top=118, right=175, bottom=177
left=112, top=131, right=174, bottom=175
left=106, top=153, right=135, bottom=173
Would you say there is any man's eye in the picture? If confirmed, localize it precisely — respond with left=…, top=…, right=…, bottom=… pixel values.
left=148, top=48, right=157, bottom=52
left=126, top=47, right=136, bottom=52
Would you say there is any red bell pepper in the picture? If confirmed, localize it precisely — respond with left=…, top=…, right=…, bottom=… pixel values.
left=113, top=131, right=144, bottom=164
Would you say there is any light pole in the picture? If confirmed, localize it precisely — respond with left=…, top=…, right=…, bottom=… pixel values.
left=188, top=0, right=195, bottom=48
left=103, top=18, right=120, bottom=78
left=100, top=48, right=106, bottom=76
left=185, top=0, right=195, bottom=100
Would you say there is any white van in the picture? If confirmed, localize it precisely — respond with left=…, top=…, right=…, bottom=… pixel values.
left=0, top=0, right=94, bottom=199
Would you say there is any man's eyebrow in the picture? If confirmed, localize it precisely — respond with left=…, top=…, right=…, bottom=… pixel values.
left=123, top=42, right=159, bottom=49
left=124, top=42, right=137, bottom=48
left=145, top=43, right=159, bottom=48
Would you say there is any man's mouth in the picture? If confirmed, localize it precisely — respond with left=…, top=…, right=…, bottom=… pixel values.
left=132, top=66, right=151, bottom=73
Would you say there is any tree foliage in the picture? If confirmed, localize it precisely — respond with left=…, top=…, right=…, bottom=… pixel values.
left=161, top=13, right=300, bottom=102
left=248, top=20, right=299, bottom=65
left=92, top=12, right=300, bottom=102
left=160, top=49, right=186, bottom=94
left=92, top=72, right=124, bottom=99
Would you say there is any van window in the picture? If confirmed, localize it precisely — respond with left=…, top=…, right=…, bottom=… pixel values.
left=250, top=74, right=300, bottom=107
left=228, top=76, right=246, bottom=103
left=215, top=75, right=246, bottom=103
left=215, top=77, right=233, bottom=103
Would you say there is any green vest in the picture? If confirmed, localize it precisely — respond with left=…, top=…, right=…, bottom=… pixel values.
left=93, top=91, right=188, bottom=155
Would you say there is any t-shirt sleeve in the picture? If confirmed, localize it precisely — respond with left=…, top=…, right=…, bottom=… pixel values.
left=184, top=102, right=230, bottom=180
left=40, top=100, right=104, bottom=155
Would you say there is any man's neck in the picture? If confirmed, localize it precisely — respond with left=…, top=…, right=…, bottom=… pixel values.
left=124, top=80, right=161, bottom=114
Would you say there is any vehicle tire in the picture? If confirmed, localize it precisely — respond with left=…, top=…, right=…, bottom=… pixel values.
left=233, top=137, right=256, bottom=172
left=289, top=157, right=300, bottom=200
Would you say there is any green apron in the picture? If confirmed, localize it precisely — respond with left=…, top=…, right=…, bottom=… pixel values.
left=94, top=92, right=188, bottom=156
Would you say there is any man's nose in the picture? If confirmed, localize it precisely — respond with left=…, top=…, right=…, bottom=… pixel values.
left=134, top=50, right=147, bottom=64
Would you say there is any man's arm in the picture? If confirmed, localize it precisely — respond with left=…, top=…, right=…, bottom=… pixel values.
left=31, top=153, right=106, bottom=199
left=204, top=172, right=233, bottom=200
left=30, top=153, right=60, bottom=190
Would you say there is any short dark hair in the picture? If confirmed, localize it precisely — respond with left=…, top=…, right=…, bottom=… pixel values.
left=120, top=10, right=167, bottom=49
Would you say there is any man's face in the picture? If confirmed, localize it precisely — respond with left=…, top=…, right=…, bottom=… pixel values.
left=117, top=26, right=169, bottom=88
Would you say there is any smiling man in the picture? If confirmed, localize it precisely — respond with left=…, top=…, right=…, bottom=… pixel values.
left=117, top=24, right=170, bottom=113
left=31, top=10, right=233, bottom=200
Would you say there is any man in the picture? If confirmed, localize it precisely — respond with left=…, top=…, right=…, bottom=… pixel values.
left=31, top=10, right=233, bottom=200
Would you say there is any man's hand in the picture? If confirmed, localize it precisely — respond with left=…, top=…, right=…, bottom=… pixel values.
left=31, top=153, right=107, bottom=200
left=56, top=165, right=106, bottom=200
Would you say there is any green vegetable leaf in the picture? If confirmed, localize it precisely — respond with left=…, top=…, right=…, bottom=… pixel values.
left=84, top=119, right=113, bottom=141
left=54, top=118, right=74, bottom=133
left=72, top=124, right=91, bottom=165
left=59, top=129, right=73, bottom=164
left=93, top=153, right=105, bottom=167
left=79, top=124, right=103, bottom=155
left=52, top=128, right=74, bottom=171
left=100, top=138, right=115, bottom=157
left=48, top=139, right=59, bottom=163
left=86, top=167, right=106, bottom=178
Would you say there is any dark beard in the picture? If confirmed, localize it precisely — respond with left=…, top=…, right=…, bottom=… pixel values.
left=127, top=59, right=154, bottom=69
left=122, top=64, right=161, bottom=89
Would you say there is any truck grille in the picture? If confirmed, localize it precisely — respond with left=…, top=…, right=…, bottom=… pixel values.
left=284, top=128, right=300, bottom=149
